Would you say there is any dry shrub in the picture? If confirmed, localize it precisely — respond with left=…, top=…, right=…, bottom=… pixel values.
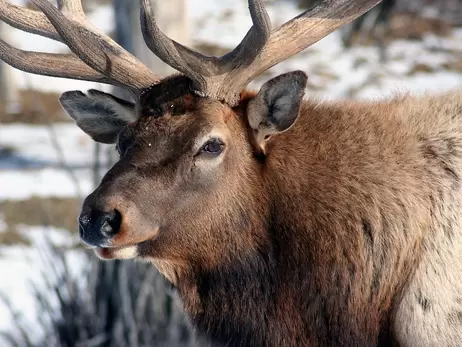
left=0, top=90, right=69, bottom=124
left=0, top=197, right=81, bottom=238
left=387, top=13, right=452, bottom=39
left=0, top=241, right=198, bottom=347
left=0, top=228, right=31, bottom=246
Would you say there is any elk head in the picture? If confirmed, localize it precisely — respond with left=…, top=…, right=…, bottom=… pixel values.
left=0, top=0, right=382, bottom=279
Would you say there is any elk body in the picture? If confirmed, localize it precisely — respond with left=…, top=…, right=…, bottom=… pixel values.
left=1, top=0, right=462, bottom=346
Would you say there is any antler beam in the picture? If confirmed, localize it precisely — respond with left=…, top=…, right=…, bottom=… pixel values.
left=227, top=0, right=384, bottom=100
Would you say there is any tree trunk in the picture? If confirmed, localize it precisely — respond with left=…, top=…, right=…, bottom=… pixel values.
left=112, top=0, right=190, bottom=100
left=0, top=21, right=20, bottom=113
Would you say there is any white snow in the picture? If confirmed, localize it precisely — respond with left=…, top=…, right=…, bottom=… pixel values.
left=0, top=123, right=114, bottom=199
left=0, top=168, right=94, bottom=200
left=0, top=225, right=84, bottom=345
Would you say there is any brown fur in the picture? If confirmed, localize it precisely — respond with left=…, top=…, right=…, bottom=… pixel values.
left=81, top=79, right=462, bottom=346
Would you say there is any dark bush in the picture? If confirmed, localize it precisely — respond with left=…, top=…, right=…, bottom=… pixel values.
left=1, top=240, right=198, bottom=347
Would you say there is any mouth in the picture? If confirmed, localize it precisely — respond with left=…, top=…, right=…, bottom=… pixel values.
left=95, top=244, right=139, bottom=260
left=82, top=226, right=160, bottom=260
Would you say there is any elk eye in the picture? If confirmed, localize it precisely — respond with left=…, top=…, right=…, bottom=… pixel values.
left=201, top=138, right=224, bottom=156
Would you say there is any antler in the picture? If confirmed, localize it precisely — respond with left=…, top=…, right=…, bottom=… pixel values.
left=141, top=0, right=383, bottom=106
left=0, top=0, right=161, bottom=96
left=0, top=0, right=382, bottom=104
left=140, top=0, right=271, bottom=102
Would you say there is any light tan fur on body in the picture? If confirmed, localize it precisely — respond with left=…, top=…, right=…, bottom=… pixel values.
left=284, top=91, right=462, bottom=346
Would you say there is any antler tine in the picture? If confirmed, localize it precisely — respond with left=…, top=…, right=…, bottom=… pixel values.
left=0, top=0, right=162, bottom=97
left=140, top=0, right=271, bottom=103
left=0, top=0, right=61, bottom=41
left=30, top=0, right=161, bottom=93
left=0, top=39, right=114, bottom=85
left=56, top=0, right=84, bottom=16
left=225, top=0, right=271, bottom=63
left=0, top=0, right=115, bottom=87
left=225, top=0, right=384, bottom=98
left=140, top=0, right=217, bottom=85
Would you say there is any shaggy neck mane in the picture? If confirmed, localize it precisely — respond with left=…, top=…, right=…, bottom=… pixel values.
left=188, top=248, right=278, bottom=345
left=168, top=189, right=307, bottom=346
left=178, top=232, right=280, bottom=346
left=173, top=192, right=394, bottom=346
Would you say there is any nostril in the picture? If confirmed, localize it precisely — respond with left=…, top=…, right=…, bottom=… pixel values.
left=100, top=209, right=122, bottom=237
left=79, top=213, right=90, bottom=226
left=78, top=208, right=122, bottom=247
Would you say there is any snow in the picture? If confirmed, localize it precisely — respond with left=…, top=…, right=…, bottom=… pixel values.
left=0, top=0, right=461, bottom=344
left=0, top=124, right=94, bottom=167
left=0, top=123, right=113, bottom=199
left=0, top=168, right=93, bottom=200
left=0, top=225, right=84, bottom=345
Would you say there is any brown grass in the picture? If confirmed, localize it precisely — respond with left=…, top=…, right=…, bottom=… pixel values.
left=388, top=13, right=452, bottom=40
left=407, top=63, right=438, bottom=76
left=442, top=59, right=462, bottom=72
left=0, top=227, right=31, bottom=246
left=0, top=197, right=81, bottom=246
left=342, top=12, right=453, bottom=46
left=0, top=90, right=70, bottom=124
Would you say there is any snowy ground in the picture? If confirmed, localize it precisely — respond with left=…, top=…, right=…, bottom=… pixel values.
left=0, top=226, right=83, bottom=344
left=0, top=123, right=110, bottom=200
left=0, top=0, right=462, bottom=344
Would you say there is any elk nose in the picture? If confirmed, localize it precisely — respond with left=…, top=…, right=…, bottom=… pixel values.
left=78, top=209, right=122, bottom=247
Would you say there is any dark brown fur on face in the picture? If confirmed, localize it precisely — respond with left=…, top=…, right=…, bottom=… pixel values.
left=64, top=75, right=462, bottom=347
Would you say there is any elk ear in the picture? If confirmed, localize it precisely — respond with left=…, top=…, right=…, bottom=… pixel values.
left=59, top=89, right=138, bottom=144
left=247, top=71, right=307, bottom=147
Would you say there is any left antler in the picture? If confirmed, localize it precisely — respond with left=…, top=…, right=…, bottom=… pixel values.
left=0, top=0, right=162, bottom=96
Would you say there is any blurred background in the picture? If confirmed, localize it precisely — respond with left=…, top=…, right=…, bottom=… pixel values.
left=0, top=0, right=461, bottom=346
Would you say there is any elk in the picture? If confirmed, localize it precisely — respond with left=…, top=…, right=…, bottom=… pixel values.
left=1, top=0, right=462, bottom=346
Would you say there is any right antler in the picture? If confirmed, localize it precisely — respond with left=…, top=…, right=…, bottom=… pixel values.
left=0, top=0, right=161, bottom=96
